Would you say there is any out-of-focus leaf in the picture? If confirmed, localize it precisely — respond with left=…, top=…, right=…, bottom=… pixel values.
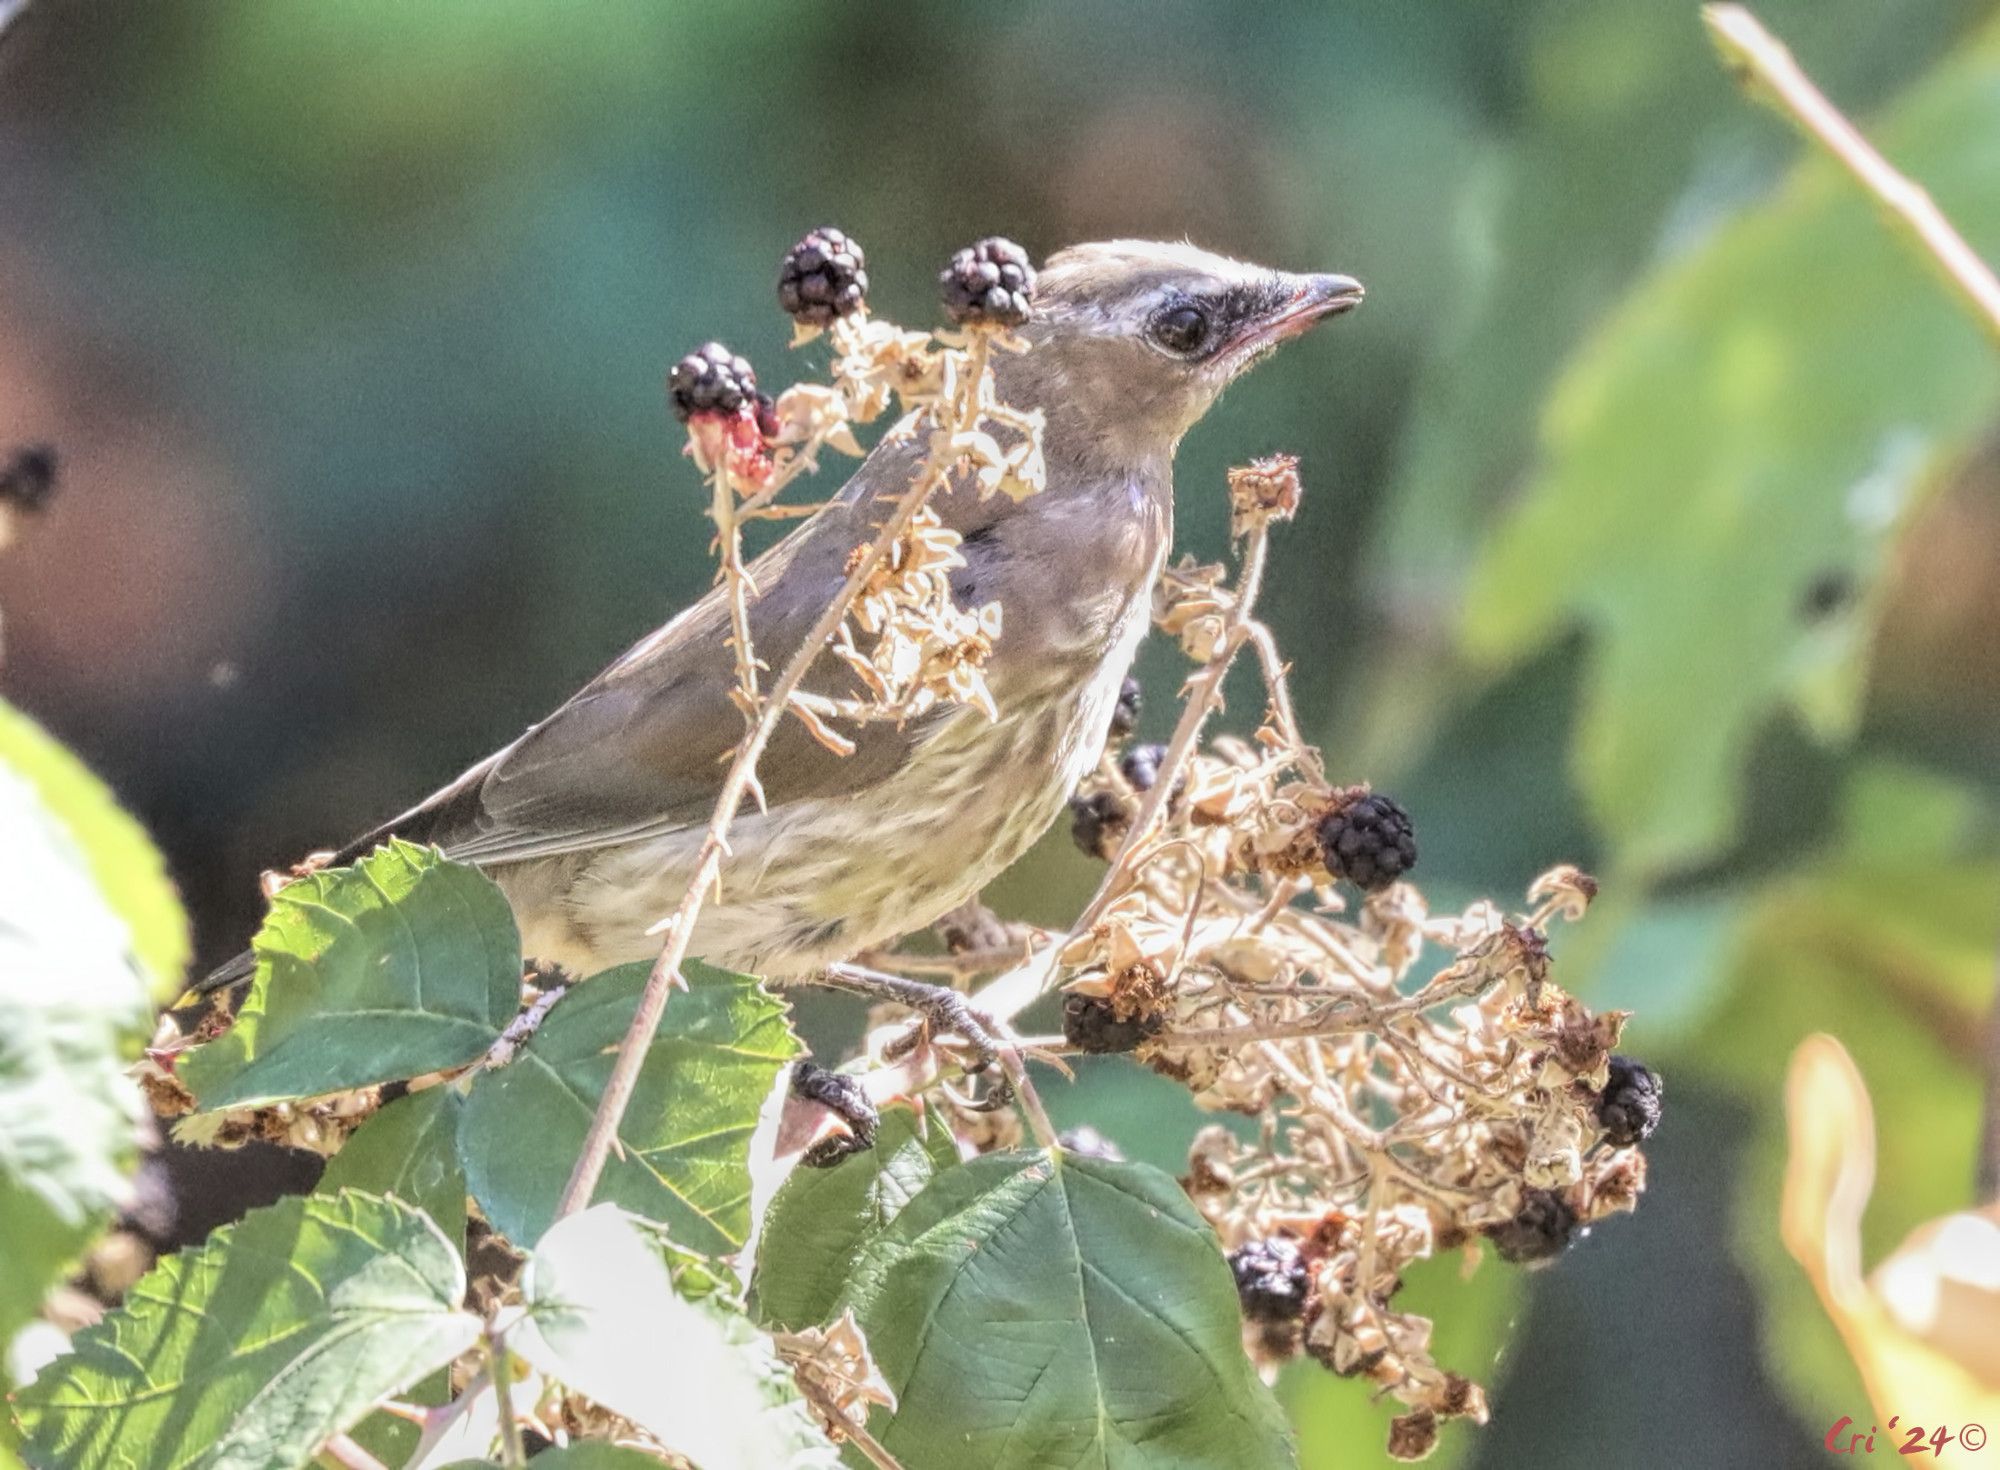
left=835, top=1150, right=1295, bottom=1469
left=1780, top=1035, right=2000, bottom=1470
left=179, top=841, right=522, bottom=1109
left=319, top=1086, right=468, bottom=1250
left=1460, top=19, right=2000, bottom=877
left=514, top=1205, right=837, bottom=1470
left=1690, top=764, right=1995, bottom=1429
left=15, top=1191, right=479, bottom=1470
left=752, top=1105, right=958, bottom=1331
left=0, top=746, right=153, bottom=1362
left=458, top=961, right=797, bottom=1254
left=0, top=700, right=189, bottom=999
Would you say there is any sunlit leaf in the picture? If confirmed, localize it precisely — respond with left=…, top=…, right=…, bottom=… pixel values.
left=514, top=1206, right=837, bottom=1469
left=1460, top=18, right=2000, bottom=876
left=1780, top=1037, right=2000, bottom=1466
left=179, top=841, right=522, bottom=1109
left=15, top=1191, right=479, bottom=1470
left=836, top=1150, right=1296, bottom=1468
left=0, top=744, right=153, bottom=1362
left=458, top=961, right=797, bottom=1254
left=0, top=699, right=189, bottom=1000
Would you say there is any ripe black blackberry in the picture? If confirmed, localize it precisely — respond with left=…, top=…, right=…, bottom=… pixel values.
left=1485, top=1188, right=1578, bottom=1265
left=940, top=237, right=1036, bottom=329
left=1228, top=1237, right=1311, bottom=1324
left=1597, top=1054, right=1664, bottom=1147
left=1062, top=992, right=1162, bottom=1054
left=1069, top=789, right=1131, bottom=860
left=1108, top=676, right=1142, bottom=741
left=1316, top=791, right=1417, bottom=892
left=668, top=342, right=757, bottom=423
left=0, top=444, right=57, bottom=512
left=1120, top=742, right=1167, bottom=794
left=777, top=227, right=868, bottom=327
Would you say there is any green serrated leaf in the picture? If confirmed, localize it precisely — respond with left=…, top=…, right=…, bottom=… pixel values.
left=838, top=1150, right=1296, bottom=1470
left=459, top=961, right=797, bottom=1253
left=0, top=750, right=153, bottom=1364
left=15, top=1190, right=480, bottom=1470
left=181, top=840, right=522, bottom=1109
left=515, top=1205, right=836, bottom=1469
left=752, top=1105, right=958, bottom=1331
left=0, top=699, right=189, bottom=1000
left=1459, top=19, right=2000, bottom=877
left=319, top=1086, right=469, bottom=1251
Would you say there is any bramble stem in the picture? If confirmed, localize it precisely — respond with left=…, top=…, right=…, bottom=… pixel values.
left=554, top=335, right=993, bottom=1221
left=1703, top=4, right=2000, bottom=346
left=487, top=1327, right=526, bottom=1468
left=713, top=453, right=765, bottom=727
left=1980, top=953, right=2000, bottom=1202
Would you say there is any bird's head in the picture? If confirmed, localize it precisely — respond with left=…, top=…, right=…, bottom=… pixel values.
left=1008, top=239, right=1364, bottom=465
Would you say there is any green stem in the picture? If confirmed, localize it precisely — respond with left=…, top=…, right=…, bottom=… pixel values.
left=486, top=1327, right=526, bottom=1469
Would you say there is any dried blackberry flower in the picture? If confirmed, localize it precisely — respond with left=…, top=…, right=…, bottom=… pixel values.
left=1226, top=453, right=1302, bottom=538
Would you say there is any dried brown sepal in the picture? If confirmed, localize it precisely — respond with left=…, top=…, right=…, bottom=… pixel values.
left=1226, top=453, right=1303, bottom=538
left=776, top=1309, right=898, bottom=1443
left=1386, top=1408, right=1440, bottom=1462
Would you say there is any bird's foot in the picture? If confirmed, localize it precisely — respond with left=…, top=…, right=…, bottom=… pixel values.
left=790, top=1060, right=881, bottom=1169
left=817, top=962, right=1008, bottom=1083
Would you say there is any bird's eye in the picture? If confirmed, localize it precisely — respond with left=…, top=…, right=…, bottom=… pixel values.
left=1149, top=303, right=1210, bottom=356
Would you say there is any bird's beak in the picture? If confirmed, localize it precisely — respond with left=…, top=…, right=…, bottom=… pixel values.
left=1223, top=273, right=1365, bottom=360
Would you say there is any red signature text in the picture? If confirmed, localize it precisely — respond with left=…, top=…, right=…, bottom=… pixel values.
left=1825, top=1416, right=1987, bottom=1456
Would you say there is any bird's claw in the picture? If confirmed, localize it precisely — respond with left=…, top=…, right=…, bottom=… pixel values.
left=791, top=1060, right=880, bottom=1169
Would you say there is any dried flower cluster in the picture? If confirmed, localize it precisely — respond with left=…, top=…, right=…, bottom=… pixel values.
left=946, top=457, right=1655, bottom=1461
left=692, top=243, right=1047, bottom=750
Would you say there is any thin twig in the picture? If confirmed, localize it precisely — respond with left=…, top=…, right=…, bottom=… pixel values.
left=555, top=335, right=994, bottom=1220
left=1704, top=4, right=2000, bottom=346
left=1980, top=949, right=2000, bottom=1202
left=793, top=1388, right=905, bottom=1470
left=486, top=1326, right=526, bottom=1469
left=711, top=453, right=766, bottom=729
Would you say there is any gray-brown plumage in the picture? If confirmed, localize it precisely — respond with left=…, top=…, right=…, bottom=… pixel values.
left=202, top=240, right=1360, bottom=991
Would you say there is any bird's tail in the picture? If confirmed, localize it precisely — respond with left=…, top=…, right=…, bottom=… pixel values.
left=188, top=947, right=256, bottom=999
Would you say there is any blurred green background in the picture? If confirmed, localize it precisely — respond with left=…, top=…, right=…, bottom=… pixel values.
left=3, top=1, right=1998, bottom=1464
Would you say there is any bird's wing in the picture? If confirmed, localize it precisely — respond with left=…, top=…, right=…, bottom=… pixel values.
left=359, top=436, right=949, bottom=868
